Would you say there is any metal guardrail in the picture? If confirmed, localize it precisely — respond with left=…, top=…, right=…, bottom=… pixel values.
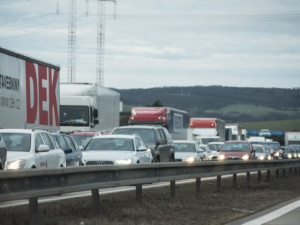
left=1, top=159, right=300, bottom=225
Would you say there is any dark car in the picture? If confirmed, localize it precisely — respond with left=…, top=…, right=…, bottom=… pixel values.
left=218, top=141, right=255, bottom=161
left=112, top=125, right=175, bottom=162
left=0, top=133, right=7, bottom=170
left=262, top=142, right=283, bottom=159
left=51, top=133, right=83, bottom=166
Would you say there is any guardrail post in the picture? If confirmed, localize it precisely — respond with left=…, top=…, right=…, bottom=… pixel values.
left=276, top=169, right=280, bottom=179
left=247, top=172, right=251, bottom=187
left=267, top=170, right=270, bottom=182
left=196, top=177, right=201, bottom=196
left=91, top=189, right=100, bottom=215
left=217, top=175, right=221, bottom=192
left=29, top=197, right=39, bottom=225
left=136, top=184, right=143, bottom=203
left=258, top=171, right=261, bottom=182
left=170, top=180, right=176, bottom=199
left=233, top=173, right=237, bottom=189
left=282, top=168, right=286, bottom=177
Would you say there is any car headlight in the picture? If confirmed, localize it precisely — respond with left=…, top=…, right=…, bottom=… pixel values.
left=274, top=152, right=279, bottom=157
left=298, top=153, right=300, bottom=158
left=184, top=156, right=195, bottom=164
left=288, top=153, right=292, bottom=159
left=268, top=155, right=272, bottom=160
left=115, top=159, right=132, bottom=165
left=242, top=154, right=249, bottom=161
left=259, top=155, right=265, bottom=160
left=6, top=159, right=26, bottom=170
left=218, top=154, right=225, bottom=161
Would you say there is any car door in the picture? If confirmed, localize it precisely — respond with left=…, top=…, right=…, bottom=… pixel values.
left=34, top=133, right=48, bottom=168
left=134, top=136, right=148, bottom=163
left=58, top=135, right=71, bottom=165
left=156, top=128, right=169, bottom=162
left=64, top=135, right=81, bottom=166
left=40, top=132, right=59, bottom=168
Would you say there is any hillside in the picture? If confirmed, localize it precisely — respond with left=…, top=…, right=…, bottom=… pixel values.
left=113, top=86, right=300, bottom=123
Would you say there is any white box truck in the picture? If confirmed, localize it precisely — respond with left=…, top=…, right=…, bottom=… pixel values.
left=59, top=83, right=120, bottom=133
left=0, top=47, right=60, bottom=132
left=285, top=131, right=300, bottom=146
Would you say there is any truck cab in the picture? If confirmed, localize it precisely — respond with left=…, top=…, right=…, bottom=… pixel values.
left=60, top=96, right=99, bottom=132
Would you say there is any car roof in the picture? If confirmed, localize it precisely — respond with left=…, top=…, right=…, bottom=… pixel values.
left=92, top=134, right=137, bottom=139
left=174, top=140, right=197, bottom=144
left=207, top=142, right=224, bottom=144
left=0, top=129, right=46, bottom=133
left=70, top=131, right=100, bottom=136
left=114, top=125, right=163, bottom=130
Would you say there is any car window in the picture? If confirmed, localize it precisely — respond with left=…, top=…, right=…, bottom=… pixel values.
left=2, top=133, right=31, bottom=152
left=85, top=138, right=134, bottom=151
left=41, top=133, right=55, bottom=150
left=59, top=136, right=68, bottom=149
left=49, top=135, right=60, bottom=149
left=113, top=128, right=155, bottom=143
left=65, top=136, right=75, bottom=151
left=35, top=133, right=44, bottom=150
left=134, top=137, right=145, bottom=150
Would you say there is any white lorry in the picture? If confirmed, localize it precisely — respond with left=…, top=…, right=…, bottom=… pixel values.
left=59, top=83, right=120, bottom=133
left=285, top=131, right=300, bottom=146
left=187, top=118, right=225, bottom=144
left=0, top=47, right=60, bottom=132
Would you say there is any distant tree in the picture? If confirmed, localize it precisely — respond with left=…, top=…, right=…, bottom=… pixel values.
left=146, top=100, right=163, bottom=107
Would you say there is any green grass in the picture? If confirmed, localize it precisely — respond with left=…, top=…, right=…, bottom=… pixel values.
left=205, top=104, right=297, bottom=117
left=240, top=119, right=300, bottom=131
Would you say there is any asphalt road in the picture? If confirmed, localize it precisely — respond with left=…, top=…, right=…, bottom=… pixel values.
left=227, top=197, right=300, bottom=225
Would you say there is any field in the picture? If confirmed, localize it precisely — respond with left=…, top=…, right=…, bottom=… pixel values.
left=240, top=119, right=300, bottom=131
left=1, top=171, right=300, bottom=225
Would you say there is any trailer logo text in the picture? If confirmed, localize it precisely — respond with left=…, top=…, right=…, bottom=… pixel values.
left=26, top=61, right=59, bottom=126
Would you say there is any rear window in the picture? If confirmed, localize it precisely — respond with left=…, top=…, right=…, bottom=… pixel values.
left=2, top=133, right=31, bottom=152
left=113, top=128, right=155, bottom=143
left=222, top=142, right=249, bottom=152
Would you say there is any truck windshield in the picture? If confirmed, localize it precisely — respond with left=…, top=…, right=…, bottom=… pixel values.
left=60, top=106, right=89, bottom=126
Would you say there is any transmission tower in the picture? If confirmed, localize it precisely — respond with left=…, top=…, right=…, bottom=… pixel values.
left=96, top=0, right=116, bottom=85
left=67, top=0, right=77, bottom=83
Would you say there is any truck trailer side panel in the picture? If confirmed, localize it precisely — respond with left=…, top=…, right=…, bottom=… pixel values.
left=0, top=47, right=60, bottom=132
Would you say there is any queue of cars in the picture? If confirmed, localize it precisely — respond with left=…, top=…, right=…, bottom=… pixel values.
left=0, top=125, right=299, bottom=171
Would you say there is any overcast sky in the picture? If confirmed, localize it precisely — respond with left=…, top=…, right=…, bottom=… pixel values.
left=0, top=0, right=299, bottom=89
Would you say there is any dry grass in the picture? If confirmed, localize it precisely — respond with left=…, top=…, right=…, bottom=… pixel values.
left=1, top=171, right=300, bottom=225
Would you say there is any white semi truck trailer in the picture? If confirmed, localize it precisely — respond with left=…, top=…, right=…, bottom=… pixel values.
left=0, top=47, right=60, bottom=132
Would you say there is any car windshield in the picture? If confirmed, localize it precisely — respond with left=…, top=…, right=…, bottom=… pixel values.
left=175, top=143, right=196, bottom=153
left=222, top=142, right=249, bottom=152
left=253, top=146, right=264, bottom=153
left=2, top=133, right=31, bottom=152
left=262, top=143, right=280, bottom=150
left=113, top=128, right=155, bottom=143
left=72, top=136, right=93, bottom=148
left=207, top=144, right=222, bottom=151
left=85, top=138, right=134, bottom=151
left=201, top=138, right=221, bottom=145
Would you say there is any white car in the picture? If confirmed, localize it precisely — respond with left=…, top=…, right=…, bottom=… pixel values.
left=207, top=142, right=224, bottom=160
left=252, top=144, right=268, bottom=160
left=82, top=134, right=153, bottom=165
left=174, top=140, right=201, bottom=163
left=1, top=129, right=66, bottom=170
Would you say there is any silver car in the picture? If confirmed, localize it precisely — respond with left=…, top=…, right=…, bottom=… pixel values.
left=252, top=144, right=268, bottom=160
left=82, top=134, right=153, bottom=165
left=174, top=140, right=201, bottom=163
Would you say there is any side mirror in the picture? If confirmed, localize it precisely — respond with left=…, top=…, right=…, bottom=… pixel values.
left=64, top=148, right=72, bottom=154
left=217, top=149, right=221, bottom=152
left=137, top=146, right=147, bottom=151
left=94, top=119, right=99, bottom=125
left=156, top=139, right=167, bottom=146
left=36, top=144, right=49, bottom=152
left=93, top=109, right=98, bottom=118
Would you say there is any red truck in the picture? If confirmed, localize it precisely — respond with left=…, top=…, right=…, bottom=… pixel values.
left=187, top=118, right=225, bottom=144
left=128, top=107, right=189, bottom=140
